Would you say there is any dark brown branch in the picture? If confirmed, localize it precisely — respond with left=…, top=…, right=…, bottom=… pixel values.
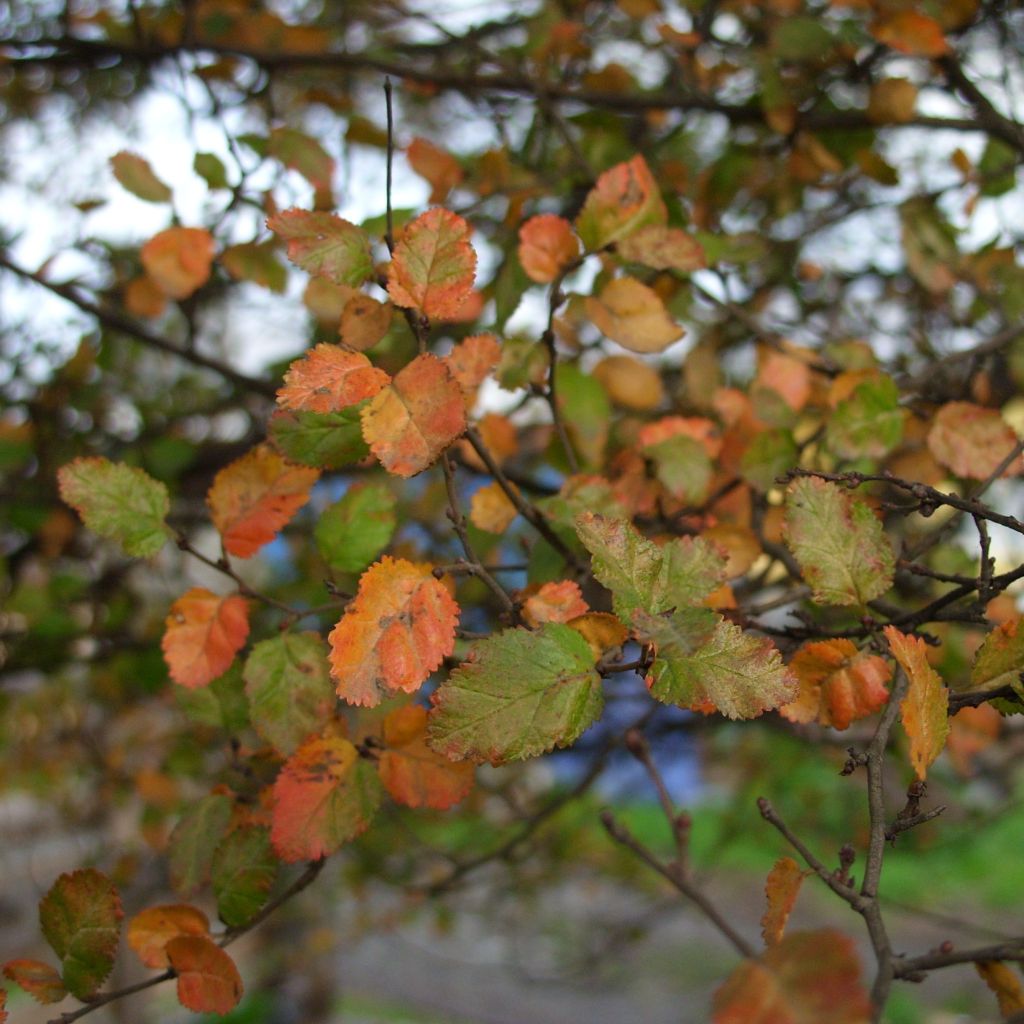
left=895, top=939, right=1024, bottom=978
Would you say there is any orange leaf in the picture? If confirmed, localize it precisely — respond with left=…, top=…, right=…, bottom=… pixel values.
left=141, top=227, right=215, bottom=300
left=927, top=401, right=1023, bottom=480
left=469, top=480, right=519, bottom=534
left=566, top=611, right=629, bottom=659
left=761, top=857, right=804, bottom=946
left=521, top=580, right=590, bottom=628
left=592, top=355, right=665, bottom=411
left=586, top=276, right=684, bottom=354
left=407, top=137, right=463, bottom=203
left=756, top=350, right=812, bottom=412
left=339, top=294, right=393, bottom=351
left=780, top=639, right=891, bottom=731
left=884, top=626, right=950, bottom=780
left=124, top=275, right=167, bottom=318
left=2, top=960, right=66, bottom=1004
left=162, top=588, right=250, bottom=689
left=166, top=935, right=243, bottom=1016
left=277, top=344, right=390, bottom=413
left=270, top=734, right=381, bottom=861
left=329, top=557, right=460, bottom=707
left=575, top=154, right=667, bottom=251
left=361, top=353, right=467, bottom=477
left=977, top=960, right=1024, bottom=1016
left=207, top=445, right=319, bottom=558
left=445, top=333, right=501, bottom=408
left=379, top=704, right=474, bottom=809
left=127, top=905, right=210, bottom=969
left=637, top=416, right=722, bottom=457
left=387, top=208, right=476, bottom=319
left=518, top=214, right=580, bottom=283
left=871, top=11, right=949, bottom=56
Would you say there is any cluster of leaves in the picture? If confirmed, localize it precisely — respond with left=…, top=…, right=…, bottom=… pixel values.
left=2, top=0, right=1024, bottom=1021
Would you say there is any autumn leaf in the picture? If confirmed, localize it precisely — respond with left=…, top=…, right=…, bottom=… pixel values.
left=712, top=929, right=871, bottom=1024
left=445, top=333, right=501, bottom=407
left=314, top=481, right=396, bottom=575
left=521, top=580, right=589, bottom=628
left=826, top=375, right=903, bottom=460
left=884, top=626, right=949, bottom=780
left=971, top=615, right=1024, bottom=693
left=57, top=457, right=170, bottom=557
left=761, top=857, right=805, bottom=947
left=268, top=407, right=370, bottom=469
left=566, top=612, right=629, bottom=659
left=340, top=293, right=393, bottom=351
left=329, top=557, right=459, bottom=707
left=946, top=704, right=1001, bottom=776
left=270, top=734, right=381, bottom=861
left=124, top=275, right=167, bottom=318
left=636, top=607, right=796, bottom=719
left=1, top=960, right=66, bottom=1004
left=780, top=639, right=891, bottom=730
left=428, top=624, right=604, bottom=764
left=518, top=214, right=580, bottom=283
left=166, top=935, right=243, bottom=1015
left=127, top=905, right=210, bottom=969
left=244, top=632, right=335, bottom=755
left=575, top=155, right=667, bottom=251
left=267, top=209, right=374, bottom=286
left=871, top=11, right=950, bottom=57
left=755, top=351, right=812, bottom=413
left=592, top=355, right=665, bottom=411
left=868, top=78, right=919, bottom=124
left=469, top=479, right=518, bottom=534
left=586, top=276, right=684, bottom=354
left=211, top=827, right=278, bottom=927
left=615, top=224, right=705, bottom=272
left=361, top=353, right=467, bottom=477
left=220, top=241, right=287, bottom=292
left=1, top=986, right=8, bottom=1023
left=277, top=344, right=389, bottom=413
left=976, top=961, right=1024, bottom=1017
left=162, top=588, right=250, bottom=690
left=141, top=227, right=215, bottom=300
left=110, top=151, right=172, bottom=203
left=927, top=401, right=1023, bottom=480
left=169, top=794, right=233, bottom=895
left=407, top=136, right=463, bottom=202
left=39, top=869, right=123, bottom=1000
left=783, top=477, right=894, bottom=606
left=387, top=207, right=477, bottom=319
left=207, top=444, right=319, bottom=558
left=378, top=704, right=474, bottom=810
left=267, top=126, right=334, bottom=191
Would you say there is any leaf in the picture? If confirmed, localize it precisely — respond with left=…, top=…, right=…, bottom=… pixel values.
left=592, top=355, right=665, bottom=411
left=586, top=276, right=684, bottom=354
left=57, top=457, right=170, bottom=557
left=207, top=444, right=319, bottom=558
left=574, top=512, right=727, bottom=619
left=518, top=214, right=580, bottom=283
left=194, top=151, right=229, bottom=189
left=39, top=869, right=123, bottom=1000
left=379, top=705, right=475, bottom=810
left=712, top=929, right=871, bottom=1024
left=162, top=588, right=250, bottom=690
left=977, top=961, right=1024, bottom=1017
left=445, top=333, right=501, bottom=407
left=642, top=432, right=711, bottom=503
left=166, top=935, right=243, bottom=1015
left=971, top=615, right=1024, bottom=692
left=521, top=580, right=589, bottom=628
left=244, top=632, right=335, bottom=755
left=761, top=857, right=804, bottom=947
left=361, top=353, right=467, bottom=477
left=127, top=905, right=210, bottom=969
left=637, top=608, right=796, bottom=719
left=615, top=225, right=705, bottom=272
left=124, top=274, right=167, bottom=318
left=169, top=794, right=234, bottom=895
left=314, top=482, right=396, bottom=574
left=1, top=960, right=66, bottom=1004
left=469, top=480, right=519, bottom=534
left=0, top=986, right=7, bottom=1023
left=176, top=662, right=250, bottom=733
left=780, top=640, right=892, bottom=731
left=428, top=623, right=604, bottom=764
left=211, top=827, right=278, bottom=927
left=340, top=294, right=393, bottom=351
left=221, top=241, right=287, bottom=292
left=277, top=344, right=390, bottom=414
left=885, top=626, right=950, bottom=780
left=927, top=401, right=1023, bottom=480
left=268, top=407, right=370, bottom=469
left=871, top=11, right=949, bottom=57
left=826, top=375, right=903, bottom=460
left=141, top=227, right=215, bottom=300
left=783, top=477, right=894, bottom=606
left=329, top=557, right=459, bottom=707
left=270, top=734, right=382, bottom=862
left=756, top=351, right=812, bottom=413
left=407, top=137, right=463, bottom=202
left=267, top=209, right=374, bottom=286
left=386, top=208, right=477, bottom=319
left=110, top=151, right=172, bottom=202
left=575, top=155, right=667, bottom=251
left=947, top=704, right=1001, bottom=776
left=867, top=78, right=919, bottom=124
left=555, top=363, right=611, bottom=468
left=267, top=126, right=334, bottom=191
left=741, top=430, right=799, bottom=492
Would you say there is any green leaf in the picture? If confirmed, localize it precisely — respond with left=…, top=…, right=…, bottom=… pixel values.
left=770, top=17, right=834, bottom=60
left=267, top=127, right=334, bottom=192
left=314, top=482, right=396, bottom=574
left=110, top=151, right=172, bottom=203
left=175, top=662, right=250, bottom=733
left=428, top=623, right=603, bottom=763
left=971, top=617, right=1024, bottom=694
left=268, top=407, right=370, bottom=469
left=267, top=209, right=374, bottom=286
left=243, top=632, right=335, bottom=756
left=194, top=151, right=229, bottom=189
left=643, top=433, right=711, bottom=503
left=741, top=429, right=798, bottom=492
left=635, top=608, right=796, bottom=719
left=826, top=376, right=903, bottom=460
left=38, top=869, right=123, bottom=1000
left=783, top=477, right=894, bottom=606
left=979, top=138, right=1017, bottom=198
left=555, top=363, right=610, bottom=470
left=574, top=512, right=727, bottom=619
left=57, top=457, right=170, bottom=557
left=211, top=827, right=278, bottom=928
left=221, top=242, right=287, bottom=293
left=169, top=794, right=234, bottom=896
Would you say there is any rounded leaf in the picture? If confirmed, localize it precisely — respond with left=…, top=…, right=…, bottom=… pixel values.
left=141, top=227, right=215, bottom=300
left=166, top=935, right=243, bottom=1015
left=162, top=588, right=250, bottom=690
left=127, top=905, right=210, bottom=969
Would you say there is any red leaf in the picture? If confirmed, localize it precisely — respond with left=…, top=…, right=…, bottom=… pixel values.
left=277, top=344, right=390, bottom=413
left=162, top=588, right=250, bottom=689
left=207, top=444, right=319, bottom=558
left=166, top=935, right=243, bottom=1015
left=329, top=557, right=460, bottom=707
left=518, top=214, right=580, bottom=283
left=127, top=905, right=211, bottom=969
left=141, top=227, right=215, bottom=300
left=760, top=858, right=805, bottom=947
left=2, top=960, right=66, bottom=1004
